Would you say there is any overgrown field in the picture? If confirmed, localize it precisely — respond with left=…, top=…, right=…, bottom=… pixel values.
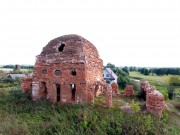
left=0, top=88, right=180, bottom=135
left=129, top=71, right=170, bottom=85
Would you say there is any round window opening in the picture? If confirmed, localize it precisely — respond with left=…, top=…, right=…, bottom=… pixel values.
left=71, top=69, right=76, bottom=76
left=55, top=69, right=61, bottom=76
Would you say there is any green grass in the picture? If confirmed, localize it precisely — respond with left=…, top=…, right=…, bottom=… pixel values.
left=129, top=72, right=171, bottom=99
left=129, top=71, right=180, bottom=133
left=129, top=71, right=170, bottom=85
left=1, top=89, right=180, bottom=135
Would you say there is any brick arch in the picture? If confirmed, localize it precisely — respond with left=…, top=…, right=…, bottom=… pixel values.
left=93, top=80, right=112, bottom=107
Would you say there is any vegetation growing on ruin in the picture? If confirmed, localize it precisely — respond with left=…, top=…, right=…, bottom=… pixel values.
left=0, top=88, right=179, bottom=135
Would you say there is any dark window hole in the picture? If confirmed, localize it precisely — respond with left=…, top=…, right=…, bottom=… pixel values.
left=58, top=43, right=65, bottom=52
left=42, top=69, right=47, bottom=74
left=71, top=69, right=76, bottom=76
left=55, top=69, right=61, bottom=76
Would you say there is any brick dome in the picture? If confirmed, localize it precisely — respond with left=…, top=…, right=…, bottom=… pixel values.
left=36, top=34, right=100, bottom=64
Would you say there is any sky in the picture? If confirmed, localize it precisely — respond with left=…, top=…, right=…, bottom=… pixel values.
left=0, top=0, right=180, bottom=67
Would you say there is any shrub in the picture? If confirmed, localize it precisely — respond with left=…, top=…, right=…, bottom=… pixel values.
left=3, top=78, right=15, bottom=83
left=106, top=80, right=110, bottom=84
left=169, top=76, right=180, bottom=86
left=130, top=100, right=140, bottom=112
left=117, top=75, right=130, bottom=89
left=129, top=80, right=140, bottom=91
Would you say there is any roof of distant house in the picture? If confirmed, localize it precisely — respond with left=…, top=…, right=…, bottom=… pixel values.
left=104, top=68, right=118, bottom=80
left=8, top=74, right=27, bottom=80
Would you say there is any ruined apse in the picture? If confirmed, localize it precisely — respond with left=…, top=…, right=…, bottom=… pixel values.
left=32, top=34, right=103, bottom=104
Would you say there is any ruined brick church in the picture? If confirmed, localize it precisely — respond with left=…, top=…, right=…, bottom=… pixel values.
left=21, top=34, right=112, bottom=106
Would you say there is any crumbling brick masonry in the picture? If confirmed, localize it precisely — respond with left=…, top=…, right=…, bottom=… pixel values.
left=124, top=85, right=134, bottom=96
left=140, top=81, right=165, bottom=115
left=146, top=90, right=165, bottom=115
left=21, top=34, right=114, bottom=106
left=111, top=82, right=120, bottom=96
left=21, top=78, right=33, bottom=93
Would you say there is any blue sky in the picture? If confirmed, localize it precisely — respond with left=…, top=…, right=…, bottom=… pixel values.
left=0, top=0, right=180, bottom=67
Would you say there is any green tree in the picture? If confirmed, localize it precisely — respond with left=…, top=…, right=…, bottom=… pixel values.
left=106, top=63, right=116, bottom=69
left=144, top=69, right=149, bottom=75
left=113, top=68, right=128, bottom=76
left=122, top=66, right=129, bottom=75
left=117, top=75, right=130, bottom=89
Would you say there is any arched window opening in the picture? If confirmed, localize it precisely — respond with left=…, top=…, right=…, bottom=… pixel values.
left=70, top=84, right=76, bottom=100
left=58, top=43, right=65, bottom=52
left=71, top=69, right=76, bottom=76
left=41, top=82, right=48, bottom=97
left=55, top=69, right=61, bottom=76
left=42, top=69, right=47, bottom=74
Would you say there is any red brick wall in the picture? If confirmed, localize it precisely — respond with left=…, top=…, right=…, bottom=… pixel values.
left=32, top=35, right=103, bottom=104
left=21, top=78, right=33, bottom=93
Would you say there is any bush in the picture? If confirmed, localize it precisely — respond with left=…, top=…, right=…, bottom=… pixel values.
left=162, top=91, right=169, bottom=100
left=27, top=69, right=33, bottom=73
left=117, top=75, right=130, bottom=89
left=169, top=76, right=180, bottom=86
left=3, top=78, right=15, bottom=83
left=106, top=80, right=110, bottom=84
left=130, top=100, right=140, bottom=112
left=113, top=68, right=128, bottom=76
left=129, top=80, right=140, bottom=91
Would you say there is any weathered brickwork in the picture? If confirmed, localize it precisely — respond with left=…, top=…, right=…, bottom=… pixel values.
left=20, top=34, right=113, bottom=106
left=93, top=80, right=112, bottom=107
left=21, top=78, right=33, bottom=93
left=140, top=81, right=165, bottom=115
left=111, top=82, right=120, bottom=96
left=146, top=90, right=165, bottom=115
left=140, top=81, right=150, bottom=91
left=124, top=85, right=134, bottom=96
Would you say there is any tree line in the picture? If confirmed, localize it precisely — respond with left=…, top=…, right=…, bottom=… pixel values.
left=1, top=65, right=34, bottom=69
left=138, top=67, right=180, bottom=76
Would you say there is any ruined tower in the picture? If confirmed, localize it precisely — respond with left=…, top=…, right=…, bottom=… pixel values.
left=32, top=34, right=103, bottom=104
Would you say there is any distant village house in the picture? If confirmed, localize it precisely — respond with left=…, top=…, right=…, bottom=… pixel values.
left=8, top=74, right=27, bottom=80
left=103, top=68, right=117, bottom=84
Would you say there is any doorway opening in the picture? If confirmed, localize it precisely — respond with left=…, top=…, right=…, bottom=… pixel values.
left=41, top=82, right=47, bottom=97
left=70, top=84, right=76, bottom=100
left=56, top=83, right=61, bottom=102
